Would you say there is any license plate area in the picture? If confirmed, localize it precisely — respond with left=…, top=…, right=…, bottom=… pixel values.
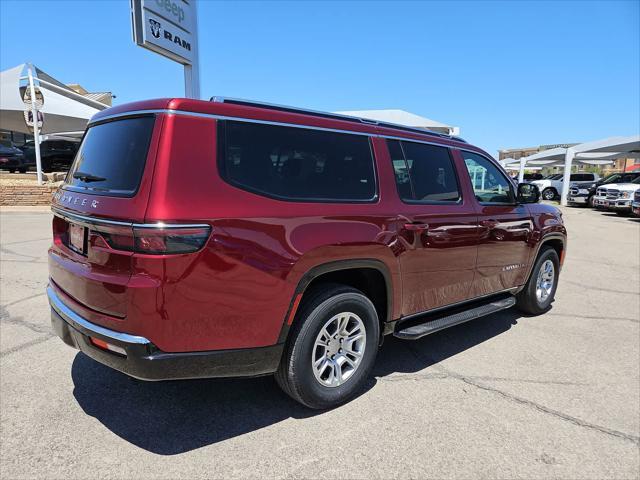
left=68, top=222, right=87, bottom=255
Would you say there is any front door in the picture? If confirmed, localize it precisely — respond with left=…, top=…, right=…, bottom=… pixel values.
left=388, top=139, right=479, bottom=317
left=459, top=150, right=534, bottom=297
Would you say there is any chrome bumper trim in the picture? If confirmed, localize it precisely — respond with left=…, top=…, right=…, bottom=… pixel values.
left=47, top=285, right=150, bottom=345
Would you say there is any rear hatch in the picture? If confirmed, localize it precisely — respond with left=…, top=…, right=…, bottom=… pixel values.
left=49, top=114, right=159, bottom=318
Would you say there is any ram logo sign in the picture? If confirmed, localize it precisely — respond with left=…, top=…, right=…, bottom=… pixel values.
left=131, top=0, right=196, bottom=65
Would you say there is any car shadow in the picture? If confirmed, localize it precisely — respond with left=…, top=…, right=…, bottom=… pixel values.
left=71, top=308, right=524, bottom=455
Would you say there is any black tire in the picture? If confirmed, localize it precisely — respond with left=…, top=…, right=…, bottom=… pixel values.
left=275, top=283, right=380, bottom=409
left=542, top=188, right=557, bottom=201
left=587, top=195, right=595, bottom=208
left=8, top=169, right=15, bottom=173
left=516, top=247, right=560, bottom=315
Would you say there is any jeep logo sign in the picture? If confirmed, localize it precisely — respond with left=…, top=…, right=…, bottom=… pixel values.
left=131, top=0, right=196, bottom=65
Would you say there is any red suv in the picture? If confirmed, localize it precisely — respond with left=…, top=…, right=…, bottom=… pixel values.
left=48, top=97, right=566, bottom=409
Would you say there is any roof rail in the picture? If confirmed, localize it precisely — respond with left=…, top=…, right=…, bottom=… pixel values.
left=210, top=96, right=466, bottom=143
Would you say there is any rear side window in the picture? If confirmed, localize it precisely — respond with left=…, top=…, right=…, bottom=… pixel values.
left=387, top=139, right=460, bottom=203
left=65, top=116, right=156, bottom=196
left=219, top=121, right=376, bottom=202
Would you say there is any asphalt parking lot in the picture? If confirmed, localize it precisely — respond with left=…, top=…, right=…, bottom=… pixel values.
left=1, top=206, right=638, bottom=479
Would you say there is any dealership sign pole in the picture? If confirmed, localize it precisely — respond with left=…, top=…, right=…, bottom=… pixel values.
left=131, top=0, right=200, bottom=98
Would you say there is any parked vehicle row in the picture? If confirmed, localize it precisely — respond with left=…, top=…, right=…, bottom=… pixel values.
left=531, top=173, right=600, bottom=201
left=0, top=139, right=79, bottom=173
left=47, top=97, right=566, bottom=409
left=567, top=172, right=640, bottom=208
left=590, top=176, right=640, bottom=216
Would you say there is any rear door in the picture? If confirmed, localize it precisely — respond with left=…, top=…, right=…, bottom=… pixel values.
left=388, top=139, right=479, bottom=316
left=49, top=114, right=160, bottom=318
left=459, top=150, right=533, bottom=297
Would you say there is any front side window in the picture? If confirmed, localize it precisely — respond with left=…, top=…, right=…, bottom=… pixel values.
left=462, top=151, right=515, bottom=204
left=387, top=140, right=460, bottom=203
left=219, top=121, right=376, bottom=202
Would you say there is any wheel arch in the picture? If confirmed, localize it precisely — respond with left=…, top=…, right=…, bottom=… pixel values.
left=518, top=233, right=566, bottom=293
left=277, top=259, right=394, bottom=344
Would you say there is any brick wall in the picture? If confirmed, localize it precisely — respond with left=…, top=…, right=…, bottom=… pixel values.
left=0, top=184, right=59, bottom=206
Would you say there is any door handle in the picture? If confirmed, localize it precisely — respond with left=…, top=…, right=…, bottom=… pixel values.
left=404, top=222, right=429, bottom=232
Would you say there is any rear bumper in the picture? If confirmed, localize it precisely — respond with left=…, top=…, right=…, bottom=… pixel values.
left=48, top=285, right=283, bottom=381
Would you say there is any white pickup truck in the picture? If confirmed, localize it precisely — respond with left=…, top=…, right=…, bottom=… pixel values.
left=531, top=173, right=600, bottom=201
left=593, top=176, right=640, bottom=215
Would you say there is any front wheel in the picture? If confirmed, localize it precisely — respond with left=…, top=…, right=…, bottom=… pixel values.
left=516, top=247, right=559, bottom=315
left=542, top=188, right=556, bottom=200
left=587, top=195, right=595, bottom=208
left=275, top=283, right=380, bottom=409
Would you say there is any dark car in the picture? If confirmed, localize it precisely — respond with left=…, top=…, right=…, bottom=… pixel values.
left=48, top=97, right=566, bottom=409
left=568, top=171, right=640, bottom=207
left=21, top=139, right=79, bottom=172
left=523, top=173, right=543, bottom=181
left=0, top=140, right=27, bottom=173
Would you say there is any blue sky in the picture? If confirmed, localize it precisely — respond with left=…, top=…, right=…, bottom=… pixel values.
left=1, top=0, right=638, bottom=156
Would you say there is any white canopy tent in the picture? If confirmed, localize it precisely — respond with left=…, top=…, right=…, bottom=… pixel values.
left=0, top=63, right=108, bottom=183
left=517, top=135, right=640, bottom=205
left=334, top=109, right=460, bottom=136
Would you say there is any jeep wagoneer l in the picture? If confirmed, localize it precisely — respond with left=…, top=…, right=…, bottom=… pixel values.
left=48, top=97, right=566, bottom=409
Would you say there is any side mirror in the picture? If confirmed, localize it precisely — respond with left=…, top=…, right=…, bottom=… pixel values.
left=517, top=183, right=540, bottom=204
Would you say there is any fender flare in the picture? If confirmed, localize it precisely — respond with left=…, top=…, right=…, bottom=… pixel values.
left=518, top=233, right=566, bottom=293
left=276, top=258, right=394, bottom=343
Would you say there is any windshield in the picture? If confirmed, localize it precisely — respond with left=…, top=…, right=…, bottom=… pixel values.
left=633, top=177, right=640, bottom=184
left=602, top=174, right=621, bottom=184
left=0, top=140, right=13, bottom=148
left=65, top=116, right=156, bottom=196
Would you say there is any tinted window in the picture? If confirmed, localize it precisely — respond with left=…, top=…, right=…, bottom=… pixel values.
left=388, top=140, right=460, bottom=202
left=219, top=121, right=376, bottom=201
left=66, top=116, right=155, bottom=196
left=570, top=173, right=594, bottom=181
left=462, top=151, right=515, bottom=204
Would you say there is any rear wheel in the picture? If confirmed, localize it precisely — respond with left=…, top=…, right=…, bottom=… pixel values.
left=8, top=169, right=15, bottom=173
left=275, top=283, right=380, bottom=409
left=516, top=247, right=559, bottom=315
left=542, top=188, right=556, bottom=201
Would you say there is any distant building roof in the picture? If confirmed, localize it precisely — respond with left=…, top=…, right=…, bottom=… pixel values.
left=334, top=109, right=458, bottom=135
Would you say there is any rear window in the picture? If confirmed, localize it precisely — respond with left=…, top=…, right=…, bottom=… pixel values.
left=65, top=116, right=155, bottom=196
left=218, top=120, right=376, bottom=202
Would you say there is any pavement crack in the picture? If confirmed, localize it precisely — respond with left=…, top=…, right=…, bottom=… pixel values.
left=0, top=334, right=56, bottom=358
left=546, top=313, right=639, bottom=325
left=458, top=376, right=640, bottom=445
left=2, top=292, right=46, bottom=309
left=402, top=343, right=640, bottom=446
left=564, top=280, right=639, bottom=296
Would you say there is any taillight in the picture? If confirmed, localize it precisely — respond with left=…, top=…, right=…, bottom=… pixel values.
left=94, top=224, right=211, bottom=255
left=132, top=226, right=211, bottom=254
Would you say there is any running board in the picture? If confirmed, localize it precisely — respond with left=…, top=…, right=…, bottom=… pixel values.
left=393, top=296, right=516, bottom=340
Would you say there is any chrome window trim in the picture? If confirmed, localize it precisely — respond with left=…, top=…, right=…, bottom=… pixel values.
left=87, top=109, right=469, bottom=147
left=51, top=206, right=210, bottom=230
left=47, top=285, right=151, bottom=345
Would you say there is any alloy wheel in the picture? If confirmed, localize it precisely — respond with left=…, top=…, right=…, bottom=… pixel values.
left=312, top=312, right=366, bottom=387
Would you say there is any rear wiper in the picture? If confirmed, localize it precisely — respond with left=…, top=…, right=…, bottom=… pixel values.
left=73, top=171, right=106, bottom=183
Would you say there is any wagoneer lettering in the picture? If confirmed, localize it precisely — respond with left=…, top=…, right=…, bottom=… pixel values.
left=48, top=97, right=566, bottom=409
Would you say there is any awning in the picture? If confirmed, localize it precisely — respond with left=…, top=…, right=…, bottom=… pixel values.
left=0, top=63, right=107, bottom=135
